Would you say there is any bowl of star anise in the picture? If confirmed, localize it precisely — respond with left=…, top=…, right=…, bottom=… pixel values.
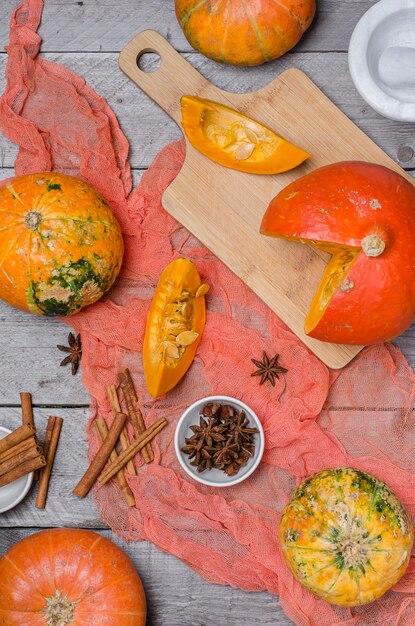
left=175, top=396, right=264, bottom=487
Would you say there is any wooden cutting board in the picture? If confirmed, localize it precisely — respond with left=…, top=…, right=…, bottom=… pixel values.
left=119, top=30, right=414, bottom=369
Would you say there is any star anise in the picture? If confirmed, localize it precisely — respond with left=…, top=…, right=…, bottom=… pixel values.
left=188, top=416, right=227, bottom=447
left=251, top=351, right=287, bottom=386
left=213, top=437, right=239, bottom=466
left=181, top=403, right=260, bottom=477
left=57, top=332, right=82, bottom=375
left=228, top=410, right=259, bottom=444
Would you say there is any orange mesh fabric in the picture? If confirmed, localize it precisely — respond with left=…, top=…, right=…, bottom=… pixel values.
left=1, top=2, right=415, bottom=625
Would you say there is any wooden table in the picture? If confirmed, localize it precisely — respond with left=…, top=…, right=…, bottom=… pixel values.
left=0, top=2, right=414, bottom=624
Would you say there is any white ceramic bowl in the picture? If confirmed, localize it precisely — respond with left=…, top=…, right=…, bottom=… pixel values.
left=349, top=0, right=415, bottom=121
left=174, top=395, right=265, bottom=488
left=0, top=426, right=33, bottom=513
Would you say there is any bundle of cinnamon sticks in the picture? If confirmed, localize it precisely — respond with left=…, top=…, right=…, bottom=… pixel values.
left=73, top=369, right=167, bottom=507
left=0, top=393, right=63, bottom=509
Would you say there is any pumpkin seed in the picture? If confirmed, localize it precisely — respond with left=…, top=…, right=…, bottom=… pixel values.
left=176, top=331, right=199, bottom=346
left=244, top=127, right=259, bottom=144
left=161, top=341, right=181, bottom=360
left=182, top=302, right=192, bottom=318
left=235, top=142, right=255, bottom=161
left=195, top=283, right=210, bottom=298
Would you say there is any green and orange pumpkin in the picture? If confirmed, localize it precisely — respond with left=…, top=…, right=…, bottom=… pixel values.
left=280, top=467, right=413, bottom=606
left=0, top=173, right=124, bottom=316
left=175, top=0, right=316, bottom=66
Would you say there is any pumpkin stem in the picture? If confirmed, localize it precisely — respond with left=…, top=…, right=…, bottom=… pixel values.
left=25, top=210, right=42, bottom=230
left=42, top=590, right=77, bottom=625
left=361, top=234, right=386, bottom=257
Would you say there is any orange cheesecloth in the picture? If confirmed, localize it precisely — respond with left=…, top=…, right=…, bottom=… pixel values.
left=1, top=2, right=415, bottom=625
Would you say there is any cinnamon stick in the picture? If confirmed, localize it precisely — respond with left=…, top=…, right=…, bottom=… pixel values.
left=72, top=412, right=127, bottom=498
left=0, top=436, right=37, bottom=465
left=94, top=418, right=135, bottom=508
left=0, top=424, right=36, bottom=455
left=20, top=392, right=34, bottom=426
left=119, top=369, right=154, bottom=463
left=0, top=455, right=46, bottom=488
left=106, top=385, right=136, bottom=475
left=35, top=416, right=63, bottom=509
left=98, top=418, right=167, bottom=485
left=0, top=444, right=42, bottom=477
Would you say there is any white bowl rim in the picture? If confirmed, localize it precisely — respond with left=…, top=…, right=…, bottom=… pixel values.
left=0, top=425, right=33, bottom=514
left=174, top=395, right=265, bottom=488
left=348, top=0, right=415, bottom=122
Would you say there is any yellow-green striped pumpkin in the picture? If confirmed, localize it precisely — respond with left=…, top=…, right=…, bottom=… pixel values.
left=280, top=467, right=413, bottom=606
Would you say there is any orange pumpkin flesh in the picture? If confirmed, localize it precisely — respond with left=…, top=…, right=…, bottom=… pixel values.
left=181, top=96, right=311, bottom=175
left=0, top=173, right=124, bottom=316
left=175, top=0, right=316, bottom=66
left=261, top=162, right=415, bottom=345
left=0, top=529, right=146, bottom=625
left=143, top=258, right=207, bottom=397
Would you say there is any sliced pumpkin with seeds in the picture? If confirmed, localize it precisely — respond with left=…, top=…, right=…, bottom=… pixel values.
left=180, top=96, right=311, bottom=175
left=143, top=258, right=208, bottom=397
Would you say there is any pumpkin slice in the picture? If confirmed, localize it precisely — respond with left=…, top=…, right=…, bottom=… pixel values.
left=143, top=258, right=207, bottom=397
left=180, top=96, right=311, bottom=175
left=261, top=161, right=415, bottom=345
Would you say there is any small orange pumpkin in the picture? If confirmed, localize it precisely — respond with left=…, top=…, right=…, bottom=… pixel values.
left=181, top=96, right=311, bottom=174
left=261, top=161, right=415, bottom=345
left=143, top=258, right=207, bottom=397
left=0, top=173, right=124, bottom=316
left=175, top=0, right=316, bottom=66
left=0, top=528, right=147, bottom=625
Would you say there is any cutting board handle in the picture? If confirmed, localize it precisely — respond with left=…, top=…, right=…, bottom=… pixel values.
left=119, top=30, right=208, bottom=125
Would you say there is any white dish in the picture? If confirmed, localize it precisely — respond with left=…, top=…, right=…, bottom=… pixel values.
left=349, top=0, right=415, bottom=121
left=174, top=395, right=265, bottom=488
left=0, top=426, right=33, bottom=513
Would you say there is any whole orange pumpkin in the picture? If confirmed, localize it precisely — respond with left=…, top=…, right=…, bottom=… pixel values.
left=0, top=172, right=124, bottom=316
left=175, top=0, right=316, bottom=66
left=0, top=529, right=146, bottom=625
left=261, top=162, right=415, bottom=345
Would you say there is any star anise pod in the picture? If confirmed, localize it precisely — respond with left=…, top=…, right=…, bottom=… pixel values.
left=228, top=410, right=259, bottom=445
left=251, top=351, right=287, bottom=386
left=190, top=446, right=216, bottom=472
left=189, top=416, right=227, bottom=447
left=213, top=437, right=239, bottom=466
left=202, top=403, right=221, bottom=418
left=57, top=332, right=82, bottom=375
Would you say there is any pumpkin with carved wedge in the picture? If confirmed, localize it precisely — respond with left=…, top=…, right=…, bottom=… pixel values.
left=0, top=173, right=123, bottom=316
left=261, top=161, right=415, bottom=345
left=175, top=0, right=316, bottom=66
left=0, top=528, right=147, bottom=625
left=280, top=468, right=413, bottom=607
left=181, top=96, right=311, bottom=175
left=143, top=258, right=208, bottom=397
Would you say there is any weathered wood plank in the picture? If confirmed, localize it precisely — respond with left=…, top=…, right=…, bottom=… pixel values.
left=0, top=310, right=91, bottom=404
left=0, top=527, right=290, bottom=626
left=1, top=0, right=375, bottom=54
left=1, top=51, right=415, bottom=172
